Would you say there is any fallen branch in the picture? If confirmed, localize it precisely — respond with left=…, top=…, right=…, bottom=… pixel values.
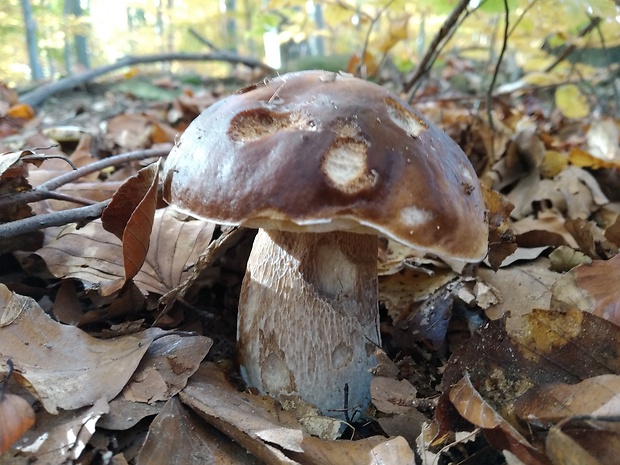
left=0, top=200, right=110, bottom=239
left=20, top=52, right=275, bottom=108
left=0, top=147, right=170, bottom=210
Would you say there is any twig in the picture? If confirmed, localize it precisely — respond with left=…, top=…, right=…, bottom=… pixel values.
left=486, top=0, right=510, bottom=135
left=36, top=190, right=96, bottom=206
left=0, top=147, right=170, bottom=210
left=593, top=16, right=620, bottom=116
left=355, top=0, right=396, bottom=78
left=21, top=153, right=78, bottom=170
left=0, top=200, right=110, bottom=239
left=544, top=16, right=601, bottom=73
left=20, top=52, right=275, bottom=107
left=403, top=0, right=470, bottom=97
left=188, top=28, right=219, bottom=51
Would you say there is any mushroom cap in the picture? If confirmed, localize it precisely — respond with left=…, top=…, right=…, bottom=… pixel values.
left=163, top=70, right=488, bottom=263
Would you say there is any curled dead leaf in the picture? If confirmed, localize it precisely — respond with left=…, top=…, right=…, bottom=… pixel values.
left=102, top=160, right=161, bottom=282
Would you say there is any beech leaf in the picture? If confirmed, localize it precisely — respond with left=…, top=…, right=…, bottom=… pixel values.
left=35, top=208, right=215, bottom=296
left=102, top=160, right=161, bottom=282
left=0, top=284, right=159, bottom=414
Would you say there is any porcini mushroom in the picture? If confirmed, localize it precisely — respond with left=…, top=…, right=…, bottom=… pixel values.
left=163, top=70, right=488, bottom=419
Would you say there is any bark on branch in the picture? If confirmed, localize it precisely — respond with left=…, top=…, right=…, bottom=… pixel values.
left=20, top=52, right=275, bottom=108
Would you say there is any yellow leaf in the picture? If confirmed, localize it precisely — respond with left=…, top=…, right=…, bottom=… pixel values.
left=555, top=84, right=589, bottom=119
left=375, top=15, right=409, bottom=54
left=6, top=103, right=35, bottom=120
left=522, top=71, right=561, bottom=87
left=540, top=150, right=568, bottom=178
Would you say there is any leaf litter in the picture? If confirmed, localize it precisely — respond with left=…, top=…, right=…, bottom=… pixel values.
left=0, top=50, right=620, bottom=464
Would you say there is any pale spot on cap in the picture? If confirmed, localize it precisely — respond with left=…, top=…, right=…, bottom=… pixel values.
left=400, top=206, right=432, bottom=227
left=386, top=97, right=428, bottom=138
left=322, top=140, right=377, bottom=194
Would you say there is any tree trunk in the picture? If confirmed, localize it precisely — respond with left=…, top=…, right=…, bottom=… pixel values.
left=19, top=0, right=44, bottom=81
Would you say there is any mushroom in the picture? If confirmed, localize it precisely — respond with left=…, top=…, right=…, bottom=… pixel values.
left=162, top=70, right=488, bottom=420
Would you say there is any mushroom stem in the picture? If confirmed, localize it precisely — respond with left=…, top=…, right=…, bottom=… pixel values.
left=238, top=229, right=380, bottom=419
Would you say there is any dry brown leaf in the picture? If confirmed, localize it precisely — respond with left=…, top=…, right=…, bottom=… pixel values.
left=105, top=114, right=153, bottom=151
left=605, top=215, right=620, bottom=246
left=483, top=187, right=517, bottom=270
left=551, top=254, right=620, bottom=326
left=449, top=374, right=550, bottom=465
left=98, top=397, right=163, bottom=431
left=478, top=257, right=560, bottom=321
left=546, top=419, right=620, bottom=465
left=0, top=375, right=35, bottom=454
left=136, top=396, right=262, bottom=465
left=13, top=397, right=109, bottom=464
left=371, top=377, right=417, bottom=415
left=391, top=278, right=464, bottom=350
left=102, top=160, right=161, bottom=282
left=51, top=279, right=84, bottom=325
left=514, top=374, right=620, bottom=426
left=180, top=363, right=416, bottom=465
left=508, top=167, right=607, bottom=221
left=437, top=309, right=620, bottom=461
left=511, top=212, right=578, bottom=249
left=378, top=267, right=456, bottom=321
left=371, top=376, right=427, bottom=446
left=548, top=246, right=592, bottom=272
left=122, top=333, right=212, bottom=403
left=0, top=284, right=158, bottom=414
left=35, top=208, right=215, bottom=296
left=545, top=424, right=601, bottom=465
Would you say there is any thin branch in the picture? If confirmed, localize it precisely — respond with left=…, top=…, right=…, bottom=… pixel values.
left=486, top=0, right=510, bottom=135
left=188, top=28, right=220, bottom=51
left=36, top=190, right=96, bottom=206
left=0, top=200, right=110, bottom=239
left=21, top=153, right=78, bottom=170
left=355, top=0, right=396, bottom=78
left=544, top=16, right=601, bottom=73
left=403, top=0, right=470, bottom=95
left=20, top=52, right=275, bottom=108
left=0, top=147, right=170, bottom=210
left=507, top=0, right=537, bottom=38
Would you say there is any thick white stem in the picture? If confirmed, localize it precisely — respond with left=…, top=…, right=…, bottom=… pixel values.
left=238, top=229, right=380, bottom=419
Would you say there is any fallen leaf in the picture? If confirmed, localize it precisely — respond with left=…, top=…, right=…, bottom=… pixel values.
left=379, top=267, right=456, bottom=322
left=514, top=374, right=620, bottom=426
left=551, top=254, right=620, bottom=326
left=102, top=160, right=161, bottom=282
left=123, top=333, right=212, bottom=403
left=478, top=257, right=560, bottom=321
left=449, top=374, right=550, bottom=465
left=437, top=309, right=620, bottom=459
left=14, top=397, right=109, bottom=464
left=0, top=361, right=35, bottom=455
left=136, top=396, right=262, bottom=465
left=555, top=85, right=589, bottom=119
left=180, top=363, right=416, bottom=465
left=35, top=208, right=215, bottom=296
left=545, top=423, right=601, bottom=465
left=483, top=187, right=517, bottom=270
left=586, top=118, right=620, bottom=162
left=0, top=284, right=158, bottom=413
left=98, top=397, right=163, bottom=431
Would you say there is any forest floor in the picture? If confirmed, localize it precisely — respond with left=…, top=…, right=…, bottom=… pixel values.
left=1, top=60, right=619, bottom=465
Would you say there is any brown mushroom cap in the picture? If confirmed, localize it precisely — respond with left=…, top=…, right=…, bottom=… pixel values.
left=163, top=70, right=488, bottom=263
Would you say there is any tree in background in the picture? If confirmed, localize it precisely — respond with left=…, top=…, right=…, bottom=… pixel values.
left=64, top=0, right=91, bottom=72
left=19, top=0, right=44, bottom=80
